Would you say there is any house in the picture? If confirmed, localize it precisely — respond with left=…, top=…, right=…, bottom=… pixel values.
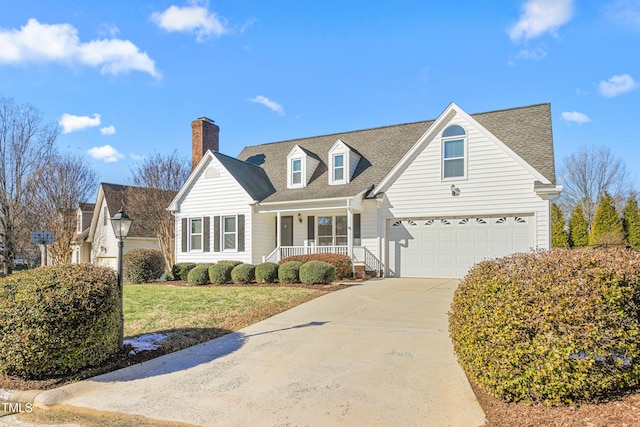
left=71, top=202, right=95, bottom=264
left=169, top=103, right=561, bottom=278
left=85, top=183, right=165, bottom=269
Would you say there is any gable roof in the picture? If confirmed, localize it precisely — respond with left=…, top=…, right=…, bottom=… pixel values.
left=212, top=152, right=275, bottom=201
left=100, top=183, right=176, bottom=238
left=237, top=103, right=556, bottom=203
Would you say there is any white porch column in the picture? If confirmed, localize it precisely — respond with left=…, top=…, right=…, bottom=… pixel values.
left=347, top=199, right=353, bottom=263
left=276, top=211, right=282, bottom=247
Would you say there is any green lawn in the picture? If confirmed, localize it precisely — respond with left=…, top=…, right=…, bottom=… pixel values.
left=123, top=283, right=338, bottom=353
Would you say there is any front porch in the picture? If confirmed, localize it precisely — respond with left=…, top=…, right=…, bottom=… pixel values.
left=262, top=245, right=382, bottom=276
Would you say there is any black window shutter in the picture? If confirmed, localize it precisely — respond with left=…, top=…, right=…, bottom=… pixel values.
left=203, top=216, right=210, bottom=252
left=307, top=216, right=315, bottom=240
left=213, top=216, right=220, bottom=252
left=353, top=214, right=361, bottom=239
left=238, top=214, right=245, bottom=252
left=181, top=218, right=188, bottom=252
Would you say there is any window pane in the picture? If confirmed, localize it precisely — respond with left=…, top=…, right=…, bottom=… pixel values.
left=292, top=171, right=301, bottom=184
left=336, top=216, right=347, bottom=235
left=318, top=216, right=332, bottom=237
left=443, top=125, right=466, bottom=137
left=224, top=217, right=236, bottom=233
left=444, top=159, right=464, bottom=178
left=444, top=140, right=464, bottom=158
left=191, top=235, right=202, bottom=250
left=334, top=154, right=344, bottom=167
left=292, top=159, right=301, bottom=171
left=334, top=167, right=344, bottom=181
left=318, top=237, right=333, bottom=246
left=224, top=234, right=236, bottom=250
left=336, top=236, right=348, bottom=245
left=191, top=218, right=202, bottom=233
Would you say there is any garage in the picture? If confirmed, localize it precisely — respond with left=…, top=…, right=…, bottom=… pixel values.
left=386, top=215, right=534, bottom=278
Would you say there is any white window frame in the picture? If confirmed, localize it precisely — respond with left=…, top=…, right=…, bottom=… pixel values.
left=316, top=215, right=348, bottom=246
left=189, top=217, right=203, bottom=251
left=442, top=125, right=467, bottom=180
left=77, top=211, right=82, bottom=233
left=331, top=153, right=346, bottom=185
left=222, top=215, right=237, bottom=251
left=290, top=158, right=303, bottom=188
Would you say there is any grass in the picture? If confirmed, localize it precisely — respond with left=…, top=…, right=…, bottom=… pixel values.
left=0, top=281, right=346, bottom=391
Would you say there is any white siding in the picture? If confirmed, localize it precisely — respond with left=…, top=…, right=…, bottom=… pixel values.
left=382, top=112, right=550, bottom=250
left=359, top=200, right=381, bottom=260
left=175, top=156, right=255, bottom=265
left=349, top=152, right=361, bottom=181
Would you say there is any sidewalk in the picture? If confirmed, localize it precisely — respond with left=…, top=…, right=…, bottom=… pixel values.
left=12, top=278, right=486, bottom=426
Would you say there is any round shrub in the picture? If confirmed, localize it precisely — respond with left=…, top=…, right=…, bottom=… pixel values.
left=217, top=260, right=243, bottom=267
left=208, top=263, right=233, bottom=285
left=187, top=264, right=209, bottom=285
left=172, top=262, right=196, bottom=281
left=123, top=248, right=165, bottom=283
left=278, top=261, right=303, bottom=284
left=0, top=264, right=119, bottom=378
left=449, top=248, right=640, bottom=404
left=255, top=262, right=279, bottom=283
left=280, top=254, right=352, bottom=279
left=231, top=264, right=256, bottom=284
left=299, top=260, right=336, bottom=284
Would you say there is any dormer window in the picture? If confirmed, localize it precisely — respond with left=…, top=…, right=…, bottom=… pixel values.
left=291, top=159, right=302, bottom=186
left=442, top=125, right=466, bottom=179
left=328, top=139, right=360, bottom=186
left=332, top=154, right=345, bottom=182
left=286, top=145, right=320, bottom=189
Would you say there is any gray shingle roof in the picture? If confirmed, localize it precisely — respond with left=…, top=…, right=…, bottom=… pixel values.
left=212, top=152, right=276, bottom=201
left=236, top=103, right=556, bottom=203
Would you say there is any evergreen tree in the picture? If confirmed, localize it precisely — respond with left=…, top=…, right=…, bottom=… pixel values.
left=551, top=203, right=569, bottom=247
left=623, top=195, right=640, bottom=248
left=589, top=192, right=625, bottom=247
left=569, top=203, right=589, bottom=247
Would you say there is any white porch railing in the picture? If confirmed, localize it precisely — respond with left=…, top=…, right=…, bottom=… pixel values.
left=263, top=245, right=382, bottom=276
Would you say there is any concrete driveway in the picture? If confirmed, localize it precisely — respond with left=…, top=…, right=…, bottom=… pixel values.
left=35, top=278, right=485, bottom=427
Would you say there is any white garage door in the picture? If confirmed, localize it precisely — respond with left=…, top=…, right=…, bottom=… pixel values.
left=386, top=215, right=534, bottom=278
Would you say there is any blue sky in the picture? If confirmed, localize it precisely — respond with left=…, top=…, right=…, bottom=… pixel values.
left=0, top=0, right=638, bottom=193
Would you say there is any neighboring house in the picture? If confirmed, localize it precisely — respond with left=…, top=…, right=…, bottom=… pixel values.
left=86, top=183, right=165, bottom=269
left=71, top=202, right=95, bottom=264
left=169, top=103, right=562, bottom=278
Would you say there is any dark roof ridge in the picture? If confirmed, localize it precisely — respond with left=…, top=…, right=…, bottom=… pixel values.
left=211, top=150, right=268, bottom=170
left=469, top=102, right=550, bottom=117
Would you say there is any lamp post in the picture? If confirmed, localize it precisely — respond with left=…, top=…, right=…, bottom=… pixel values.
left=110, top=208, right=132, bottom=350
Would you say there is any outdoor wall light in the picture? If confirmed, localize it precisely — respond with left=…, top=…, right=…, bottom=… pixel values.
left=298, top=213, right=303, bottom=223
left=451, top=184, right=461, bottom=197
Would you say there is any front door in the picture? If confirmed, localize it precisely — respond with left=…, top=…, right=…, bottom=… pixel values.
left=281, top=216, right=293, bottom=246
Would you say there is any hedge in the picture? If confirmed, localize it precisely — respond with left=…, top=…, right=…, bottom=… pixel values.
left=299, top=260, right=336, bottom=284
left=255, top=262, right=279, bottom=283
left=187, top=264, right=209, bottom=285
left=278, top=261, right=303, bottom=284
left=123, top=248, right=165, bottom=283
left=449, top=248, right=640, bottom=403
left=217, top=260, right=243, bottom=267
left=0, top=264, right=120, bottom=378
left=172, top=263, right=197, bottom=281
left=279, top=254, right=352, bottom=279
left=208, top=264, right=233, bottom=285
left=231, top=264, right=255, bottom=284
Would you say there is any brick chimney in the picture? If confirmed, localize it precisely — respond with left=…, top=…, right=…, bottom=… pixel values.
left=192, top=117, right=219, bottom=170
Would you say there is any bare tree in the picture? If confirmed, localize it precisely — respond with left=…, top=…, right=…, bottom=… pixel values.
left=558, top=146, right=631, bottom=227
left=0, top=97, right=58, bottom=274
left=129, top=151, right=190, bottom=273
left=33, top=152, right=98, bottom=264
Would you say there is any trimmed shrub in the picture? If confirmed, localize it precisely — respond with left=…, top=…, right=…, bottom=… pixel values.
left=624, top=195, right=640, bottom=248
left=231, top=264, right=255, bottom=284
left=123, top=248, right=165, bottom=283
left=208, top=264, right=233, bottom=285
left=255, top=262, right=279, bottom=283
left=187, top=264, right=209, bottom=285
left=172, top=263, right=196, bottom=281
left=299, top=260, right=336, bottom=284
left=217, top=260, right=243, bottom=267
left=551, top=203, right=569, bottom=248
left=0, top=264, right=119, bottom=378
left=449, top=248, right=640, bottom=404
left=569, top=203, right=590, bottom=247
left=590, top=192, right=625, bottom=247
left=279, top=254, right=351, bottom=279
left=278, top=261, right=303, bottom=284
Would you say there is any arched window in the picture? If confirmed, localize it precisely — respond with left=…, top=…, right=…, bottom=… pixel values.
left=442, top=125, right=466, bottom=179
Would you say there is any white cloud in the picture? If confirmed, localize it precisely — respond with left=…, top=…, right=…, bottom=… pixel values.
left=151, top=4, right=228, bottom=41
left=59, top=113, right=101, bottom=134
left=250, top=95, right=285, bottom=115
left=598, top=74, right=639, bottom=97
left=516, top=47, right=548, bottom=60
left=87, top=145, right=125, bottom=163
left=0, top=18, right=159, bottom=77
left=100, top=125, right=116, bottom=135
left=561, top=111, right=591, bottom=124
left=509, top=0, right=574, bottom=42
